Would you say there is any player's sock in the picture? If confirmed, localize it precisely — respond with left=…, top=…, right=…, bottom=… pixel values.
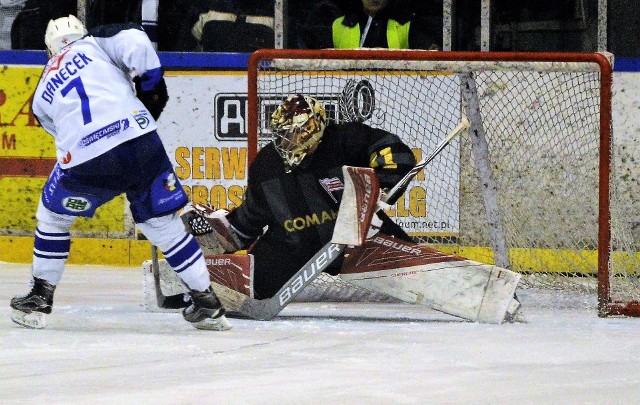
left=10, top=277, right=56, bottom=329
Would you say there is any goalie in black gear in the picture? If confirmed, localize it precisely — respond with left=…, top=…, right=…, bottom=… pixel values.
left=185, top=94, right=416, bottom=299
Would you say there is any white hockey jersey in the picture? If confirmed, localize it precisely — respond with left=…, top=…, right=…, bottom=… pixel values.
left=32, top=26, right=160, bottom=169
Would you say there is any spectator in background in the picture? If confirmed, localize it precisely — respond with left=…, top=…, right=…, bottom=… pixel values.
left=10, top=0, right=150, bottom=51
left=301, top=0, right=440, bottom=50
left=162, top=0, right=274, bottom=52
left=296, top=0, right=343, bottom=49
left=10, top=0, right=75, bottom=50
left=0, top=0, right=26, bottom=49
left=87, top=0, right=142, bottom=26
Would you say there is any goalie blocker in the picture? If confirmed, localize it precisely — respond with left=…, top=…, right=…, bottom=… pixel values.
left=147, top=165, right=521, bottom=323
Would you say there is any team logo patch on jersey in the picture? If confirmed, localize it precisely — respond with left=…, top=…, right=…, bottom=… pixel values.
left=134, top=110, right=150, bottom=129
left=62, top=196, right=92, bottom=213
left=319, top=177, right=344, bottom=203
left=163, top=173, right=177, bottom=191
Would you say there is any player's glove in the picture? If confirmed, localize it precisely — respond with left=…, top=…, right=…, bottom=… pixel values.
left=134, top=76, right=169, bottom=120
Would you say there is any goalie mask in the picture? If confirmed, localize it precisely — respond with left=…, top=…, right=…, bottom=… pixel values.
left=44, top=15, right=87, bottom=57
left=269, top=94, right=327, bottom=172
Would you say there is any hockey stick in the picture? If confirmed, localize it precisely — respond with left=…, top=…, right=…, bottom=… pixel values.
left=383, top=117, right=470, bottom=205
left=152, top=119, right=470, bottom=320
left=151, top=245, right=189, bottom=309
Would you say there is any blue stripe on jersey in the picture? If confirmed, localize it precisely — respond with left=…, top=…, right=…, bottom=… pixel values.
left=139, top=67, right=163, bottom=91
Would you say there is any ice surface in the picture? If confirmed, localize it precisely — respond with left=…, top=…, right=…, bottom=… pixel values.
left=2, top=262, right=640, bottom=405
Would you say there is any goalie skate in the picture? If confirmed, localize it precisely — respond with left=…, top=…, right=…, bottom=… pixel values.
left=10, top=277, right=56, bottom=329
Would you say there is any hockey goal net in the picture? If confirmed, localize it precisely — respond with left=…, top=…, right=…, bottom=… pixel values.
left=247, top=49, right=640, bottom=317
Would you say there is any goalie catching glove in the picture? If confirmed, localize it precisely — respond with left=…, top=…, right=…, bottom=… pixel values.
left=134, top=75, right=168, bottom=120
left=181, top=203, right=247, bottom=254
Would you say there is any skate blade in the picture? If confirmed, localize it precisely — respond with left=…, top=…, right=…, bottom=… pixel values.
left=191, top=314, right=232, bottom=331
left=11, top=309, right=46, bottom=329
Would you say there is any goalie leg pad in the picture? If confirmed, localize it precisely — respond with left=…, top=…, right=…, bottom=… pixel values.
left=206, top=254, right=254, bottom=297
left=340, top=234, right=521, bottom=324
left=503, top=296, right=525, bottom=323
left=475, top=267, right=522, bottom=324
left=144, top=254, right=254, bottom=313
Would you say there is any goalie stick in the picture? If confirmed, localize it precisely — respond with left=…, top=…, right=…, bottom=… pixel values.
left=384, top=117, right=470, bottom=205
left=150, top=118, right=470, bottom=320
left=150, top=243, right=189, bottom=309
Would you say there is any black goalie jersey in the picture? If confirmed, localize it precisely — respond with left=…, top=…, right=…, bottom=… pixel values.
left=227, top=121, right=416, bottom=298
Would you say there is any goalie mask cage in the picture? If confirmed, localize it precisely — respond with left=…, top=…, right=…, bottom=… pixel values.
left=247, top=49, right=640, bottom=317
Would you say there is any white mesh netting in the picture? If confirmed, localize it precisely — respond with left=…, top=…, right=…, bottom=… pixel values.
left=250, top=51, right=640, bottom=310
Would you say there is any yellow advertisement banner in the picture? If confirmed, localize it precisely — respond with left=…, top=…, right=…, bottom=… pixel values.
left=0, top=65, right=125, bottom=234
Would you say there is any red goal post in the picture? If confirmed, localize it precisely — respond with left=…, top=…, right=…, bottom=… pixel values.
left=247, top=49, right=640, bottom=317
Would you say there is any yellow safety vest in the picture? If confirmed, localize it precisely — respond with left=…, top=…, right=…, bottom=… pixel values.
left=332, top=16, right=410, bottom=49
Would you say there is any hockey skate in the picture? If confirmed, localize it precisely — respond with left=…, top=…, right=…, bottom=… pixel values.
left=10, top=277, right=56, bottom=329
left=183, top=287, right=232, bottom=331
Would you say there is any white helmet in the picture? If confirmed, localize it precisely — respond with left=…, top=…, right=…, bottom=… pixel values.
left=44, top=15, right=87, bottom=56
left=269, top=94, right=327, bottom=172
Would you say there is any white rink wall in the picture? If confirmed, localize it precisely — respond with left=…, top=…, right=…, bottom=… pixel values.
left=613, top=72, right=640, bottom=143
left=612, top=72, right=640, bottom=242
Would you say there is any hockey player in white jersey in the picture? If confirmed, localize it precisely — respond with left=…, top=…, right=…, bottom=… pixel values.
left=9, top=15, right=231, bottom=331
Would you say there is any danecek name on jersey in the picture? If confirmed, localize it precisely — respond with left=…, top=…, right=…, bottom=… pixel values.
left=32, top=27, right=159, bottom=169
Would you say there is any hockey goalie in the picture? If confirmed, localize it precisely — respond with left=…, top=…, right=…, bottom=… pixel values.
left=149, top=94, right=522, bottom=323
